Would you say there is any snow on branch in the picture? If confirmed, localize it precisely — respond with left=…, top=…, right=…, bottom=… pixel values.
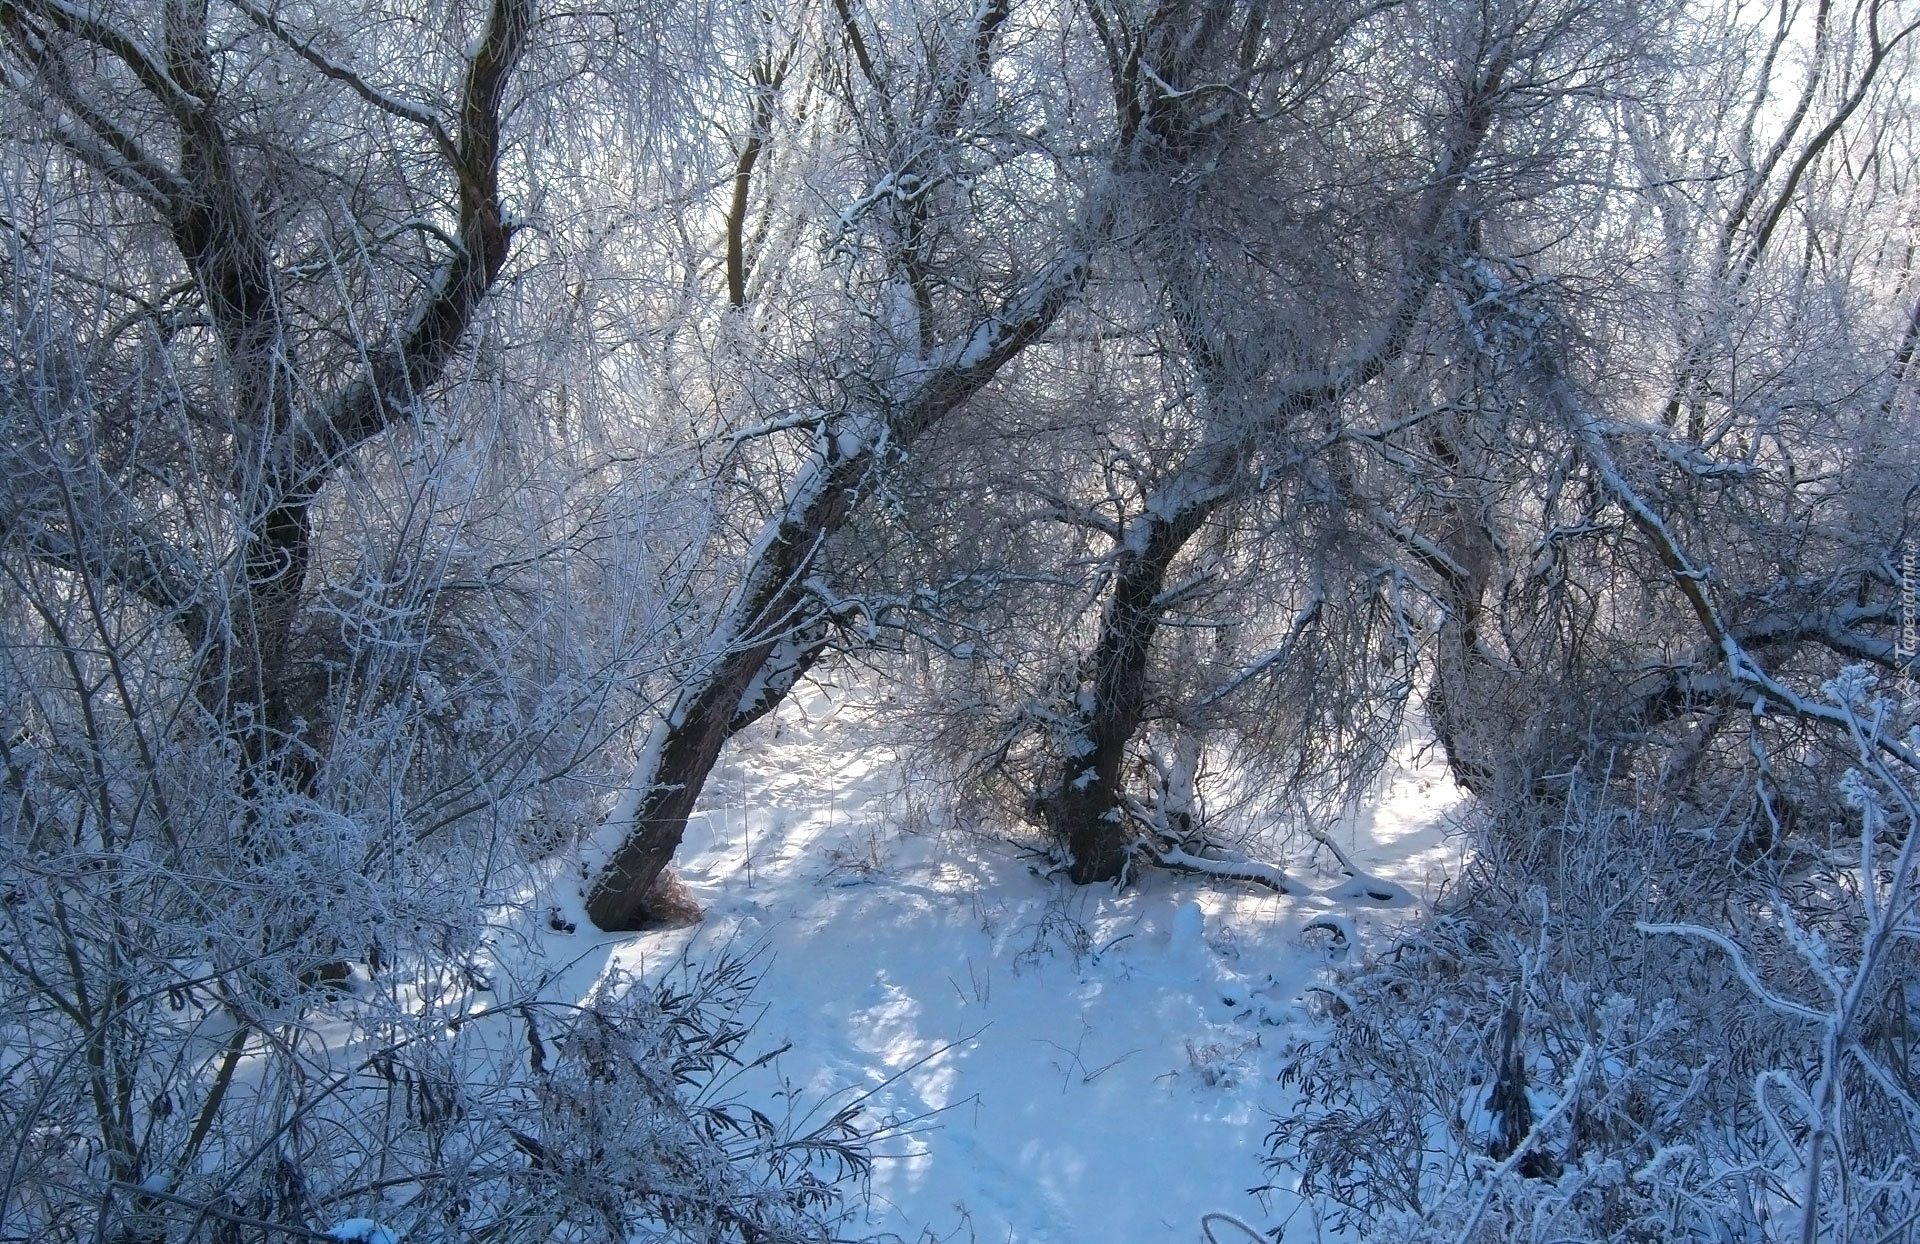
left=1149, top=842, right=1297, bottom=894
left=1472, top=273, right=1920, bottom=772
left=726, top=407, right=829, bottom=446
left=1194, top=593, right=1323, bottom=709
left=227, top=0, right=454, bottom=150
left=1635, top=921, right=1828, bottom=1024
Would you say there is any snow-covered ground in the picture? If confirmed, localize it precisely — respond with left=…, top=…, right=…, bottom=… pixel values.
left=512, top=685, right=1467, bottom=1243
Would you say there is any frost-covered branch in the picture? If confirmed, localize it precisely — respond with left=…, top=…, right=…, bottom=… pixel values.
left=1635, top=921, right=1828, bottom=1025
left=226, top=0, right=456, bottom=152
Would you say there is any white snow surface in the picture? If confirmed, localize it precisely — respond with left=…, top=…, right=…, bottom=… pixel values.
left=326, top=1220, right=400, bottom=1244
left=523, top=682, right=1466, bottom=1243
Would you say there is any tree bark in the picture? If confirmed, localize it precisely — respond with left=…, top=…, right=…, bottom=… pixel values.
left=1042, top=448, right=1236, bottom=883
left=584, top=456, right=855, bottom=931
left=1418, top=424, right=1502, bottom=799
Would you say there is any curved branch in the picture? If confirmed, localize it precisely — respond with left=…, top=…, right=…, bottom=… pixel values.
left=305, top=0, right=530, bottom=475
left=225, top=0, right=456, bottom=157
left=1734, top=6, right=1920, bottom=278
left=0, top=15, right=189, bottom=216
left=5, top=0, right=204, bottom=120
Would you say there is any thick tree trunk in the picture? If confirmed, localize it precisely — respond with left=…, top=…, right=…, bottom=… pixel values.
left=1417, top=427, right=1502, bottom=798
left=1426, top=617, right=1497, bottom=798
left=1043, top=451, right=1231, bottom=883
left=1045, top=539, right=1176, bottom=883
left=1027, top=18, right=1505, bottom=880
left=579, top=434, right=934, bottom=928
left=584, top=430, right=867, bottom=930
left=159, top=0, right=527, bottom=794
left=584, top=612, right=829, bottom=931
left=584, top=681, right=743, bottom=931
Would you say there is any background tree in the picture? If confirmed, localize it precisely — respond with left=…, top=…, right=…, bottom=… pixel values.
left=0, top=0, right=534, bottom=792
left=1270, top=2, right=1920, bottom=1236
left=876, top=0, right=1634, bottom=886
left=1023, top=0, right=1526, bottom=885
left=1392, top=0, right=1920, bottom=826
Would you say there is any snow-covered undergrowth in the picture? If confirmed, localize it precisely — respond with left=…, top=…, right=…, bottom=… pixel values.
left=2, top=902, right=881, bottom=1243
left=3, top=657, right=1467, bottom=1244
left=16, top=669, right=1913, bottom=1244
left=1270, top=684, right=1920, bottom=1244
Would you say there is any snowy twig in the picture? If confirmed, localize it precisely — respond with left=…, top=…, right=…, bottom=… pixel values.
left=1200, top=1210, right=1266, bottom=1243
left=1194, top=593, right=1323, bottom=709
left=227, top=0, right=454, bottom=155
left=1635, top=922, right=1827, bottom=1024
left=1151, top=843, right=1297, bottom=894
left=725, top=408, right=826, bottom=446
left=1568, top=412, right=1920, bottom=774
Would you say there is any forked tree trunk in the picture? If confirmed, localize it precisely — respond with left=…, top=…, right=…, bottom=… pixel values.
left=1035, top=36, right=1509, bottom=883
left=155, top=0, right=528, bottom=803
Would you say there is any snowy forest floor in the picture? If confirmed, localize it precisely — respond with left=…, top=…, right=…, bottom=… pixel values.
left=514, top=683, right=1468, bottom=1244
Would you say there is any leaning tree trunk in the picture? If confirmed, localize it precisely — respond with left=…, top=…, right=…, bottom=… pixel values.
left=584, top=451, right=859, bottom=931
left=1416, top=423, right=1505, bottom=800
left=578, top=0, right=1129, bottom=930
left=1043, top=446, right=1237, bottom=883
left=583, top=230, right=1106, bottom=930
